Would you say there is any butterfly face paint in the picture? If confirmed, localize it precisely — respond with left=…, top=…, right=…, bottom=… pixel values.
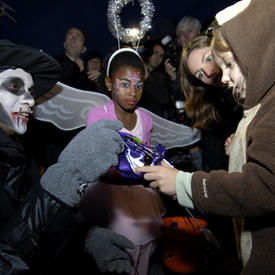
left=114, top=71, right=144, bottom=94
left=0, top=68, right=34, bottom=135
left=108, top=65, right=144, bottom=111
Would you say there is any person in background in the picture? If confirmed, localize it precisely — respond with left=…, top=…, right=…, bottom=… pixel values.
left=164, top=34, right=242, bottom=182
left=81, top=50, right=108, bottom=95
left=162, top=15, right=202, bottom=76
left=139, top=39, right=175, bottom=120
left=56, top=26, right=87, bottom=89
left=164, top=16, right=202, bottom=108
left=85, top=48, right=166, bottom=275
left=27, top=27, right=88, bottom=170
left=176, top=16, right=201, bottom=49
left=179, top=34, right=242, bottom=171
left=142, top=39, right=165, bottom=75
left=136, top=0, right=275, bottom=273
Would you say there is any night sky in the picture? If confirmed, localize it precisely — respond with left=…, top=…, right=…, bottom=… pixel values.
left=0, top=0, right=237, bottom=58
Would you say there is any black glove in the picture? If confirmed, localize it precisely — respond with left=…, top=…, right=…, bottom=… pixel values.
left=41, top=120, right=124, bottom=207
left=85, top=226, right=134, bottom=274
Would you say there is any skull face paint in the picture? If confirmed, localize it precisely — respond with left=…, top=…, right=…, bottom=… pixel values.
left=0, top=68, right=34, bottom=135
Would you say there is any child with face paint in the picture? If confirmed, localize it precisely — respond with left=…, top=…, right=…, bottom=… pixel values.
left=85, top=48, right=165, bottom=275
left=0, top=41, right=135, bottom=274
left=135, top=0, right=275, bottom=274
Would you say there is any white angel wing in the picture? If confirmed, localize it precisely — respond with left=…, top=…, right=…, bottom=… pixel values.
left=34, top=82, right=201, bottom=149
left=34, top=81, right=110, bottom=130
left=141, top=108, right=201, bottom=149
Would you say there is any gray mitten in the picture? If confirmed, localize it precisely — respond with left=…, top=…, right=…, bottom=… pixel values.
left=85, top=226, right=134, bottom=274
left=41, top=120, right=124, bottom=206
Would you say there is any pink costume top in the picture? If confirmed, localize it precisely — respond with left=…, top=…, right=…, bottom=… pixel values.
left=85, top=100, right=165, bottom=245
left=86, top=100, right=152, bottom=146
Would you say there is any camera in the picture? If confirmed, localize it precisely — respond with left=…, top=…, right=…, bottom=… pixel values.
left=161, top=35, right=181, bottom=69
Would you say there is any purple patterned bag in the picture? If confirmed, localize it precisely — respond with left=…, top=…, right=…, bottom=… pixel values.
left=101, top=132, right=166, bottom=185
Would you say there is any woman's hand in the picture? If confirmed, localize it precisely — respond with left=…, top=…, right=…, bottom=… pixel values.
left=164, top=59, right=177, bottom=81
left=134, top=161, right=179, bottom=196
left=87, top=70, right=101, bottom=82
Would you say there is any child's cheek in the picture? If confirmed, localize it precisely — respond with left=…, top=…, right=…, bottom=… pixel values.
left=113, top=85, right=120, bottom=95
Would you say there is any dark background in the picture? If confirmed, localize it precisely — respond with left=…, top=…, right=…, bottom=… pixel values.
left=0, top=0, right=237, bottom=58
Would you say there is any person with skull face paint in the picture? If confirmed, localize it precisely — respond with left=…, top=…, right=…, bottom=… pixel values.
left=0, top=40, right=135, bottom=274
left=0, top=69, right=34, bottom=134
left=0, top=41, right=60, bottom=226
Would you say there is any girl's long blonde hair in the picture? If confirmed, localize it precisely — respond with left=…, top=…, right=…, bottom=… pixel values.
left=211, top=22, right=246, bottom=104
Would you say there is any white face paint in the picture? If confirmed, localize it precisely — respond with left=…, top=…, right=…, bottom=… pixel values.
left=0, top=68, right=34, bottom=135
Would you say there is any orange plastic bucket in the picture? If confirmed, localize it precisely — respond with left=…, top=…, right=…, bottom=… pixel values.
left=162, top=216, right=208, bottom=273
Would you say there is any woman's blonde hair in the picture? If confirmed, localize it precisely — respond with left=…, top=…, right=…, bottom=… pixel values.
left=179, top=34, right=221, bottom=129
left=211, top=22, right=246, bottom=104
left=210, top=22, right=231, bottom=63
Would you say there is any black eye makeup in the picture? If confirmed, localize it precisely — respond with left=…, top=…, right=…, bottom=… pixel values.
left=2, top=77, right=27, bottom=95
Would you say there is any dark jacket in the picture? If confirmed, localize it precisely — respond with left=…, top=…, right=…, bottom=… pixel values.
left=139, top=70, right=176, bottom=120
left=0, top=128, right=90, bottom=274
left=0, top=128, right=41, bottom=228
left=0, top=184, right=85, bottom=274
left=79, top=70, right=109, bottom=96
left=55, top=54, right=84, bottom=89
left=25, top=117, right=83, bottom=169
